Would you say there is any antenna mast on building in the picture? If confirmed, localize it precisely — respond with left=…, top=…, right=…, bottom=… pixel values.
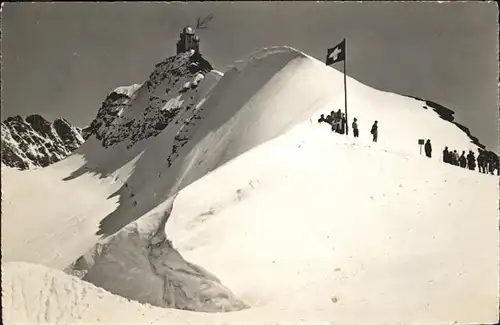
left=195, top=13, right=214, bottom=31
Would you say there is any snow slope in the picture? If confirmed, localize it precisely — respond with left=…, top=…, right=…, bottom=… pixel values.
left=2, top=261, right=191, bottom=325
left=3, top=124, right=497, bottom=324
left=2, top=46, right=498, bottom=324
left=166, top=122, right=499, bottom=323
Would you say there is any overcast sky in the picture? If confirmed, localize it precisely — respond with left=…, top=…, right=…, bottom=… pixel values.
left=2, top=2, right=498, bottom=151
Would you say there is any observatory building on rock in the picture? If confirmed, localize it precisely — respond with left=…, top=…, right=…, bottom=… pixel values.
left=176, top=26, right=200, bottom=54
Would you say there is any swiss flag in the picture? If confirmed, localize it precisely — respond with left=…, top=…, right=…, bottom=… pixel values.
left=326, top=39, right=345, bottom=65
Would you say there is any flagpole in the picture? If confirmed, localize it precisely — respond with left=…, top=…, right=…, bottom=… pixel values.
left=343, top=38, right=348, bottom=135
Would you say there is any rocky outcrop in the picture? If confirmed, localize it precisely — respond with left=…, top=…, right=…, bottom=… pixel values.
left=1, top=115, right=86, bottom=170
left=406, top=95, right=488, bottom=150
left=87, top=51, right=214, bottom=149
left=79, top=126, right=94, bottom=141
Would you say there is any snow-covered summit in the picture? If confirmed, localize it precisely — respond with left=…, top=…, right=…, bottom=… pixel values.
left=1, top=114, right=87, bottom=170
left=85, top=50, right=215, bottom=149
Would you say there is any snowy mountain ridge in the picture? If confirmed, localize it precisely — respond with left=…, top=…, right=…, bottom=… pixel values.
left=2, top=45, right=498, bottom=324
left=2, top=46, right=493, bottom=172
left=1, top=114, right=89, bottom=170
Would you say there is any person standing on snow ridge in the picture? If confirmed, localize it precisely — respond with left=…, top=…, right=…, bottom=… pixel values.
left=452, top=150, right=459, bottom=166
left=370, top=121, right=378, bottom=142
left=477, top=151, right=485, bottom=173
left=466, top=151, right=476, bottom=170
left=482, top=155, right=488, bottom=173
left=335, top=109, right=342, bottom=121
left=424, top=139, right=432, bottom=158
left=459, top=151, right=467, bottom=168
left=327, top=110, right=336, bottom=131
left=318, top=114, right=326, bottom=123
left=443, top=147, right=451, bottom=163
left=339, top=113, right=346, bottom=134
left=485, top=153, right=497, bottom=175
left=492, top=155, right=500, bottom=176
left=342, top=113, right=347, bottom=135
left=487, top=155, right=495, bottom=174
left=334, top=109, right=342, bottom=133
left=326, top=111, right=334, bottom=125
left=449, top=149, right=456, bottom=165
left=352, top=118, right=359, bottom=138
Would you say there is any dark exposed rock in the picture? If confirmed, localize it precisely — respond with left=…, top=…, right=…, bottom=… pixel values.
left=80, top=126, right=93, bottom=140
left=26, top=114, right=54, bottom=136
left=404, top=95, right=488, bottom=150
left=1, top=115, right=86, bottom=170
left=424, top=100, right=455, bottom=123
left=189, top=51, right=213, bottom=74
left=53, top=118, right=84, bottom=151
left=452, top=121, right=485, bottom=150
left=86, top=51, right=214, bottom=150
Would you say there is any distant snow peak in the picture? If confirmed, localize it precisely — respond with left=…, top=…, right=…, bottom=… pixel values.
left=228, top=46, right=305, bottom=73
left=1, top=114, right=86, bottom=170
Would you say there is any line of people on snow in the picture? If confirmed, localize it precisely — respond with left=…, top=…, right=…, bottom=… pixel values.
left=318, top=110, right=378, bottom=142
left=317, top=111, right=498, bottom=176
left=443, top=147, right=499, bottom=175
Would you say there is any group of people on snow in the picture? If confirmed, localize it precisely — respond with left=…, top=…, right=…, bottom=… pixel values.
left=409, top=140, right=498, bottom=175
left=318, top=110, right=378, bottom=142
left=443, top=147, right=499, bottom=175
left=318, top=110, right=347, bottom=135
left=415, top=139, right=498, bottom=175
left=317, top=111, right=498, bottom=176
